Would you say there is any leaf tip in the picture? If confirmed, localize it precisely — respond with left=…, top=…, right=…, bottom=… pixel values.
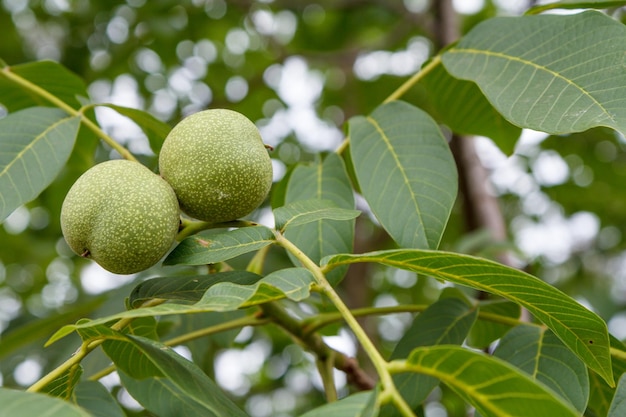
left=45, top=325, right=78, bottom=347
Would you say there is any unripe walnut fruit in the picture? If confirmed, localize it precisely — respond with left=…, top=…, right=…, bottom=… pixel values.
left=158, top=109, right=273, bottom=222
left=60, top=160, right=180, bottom=274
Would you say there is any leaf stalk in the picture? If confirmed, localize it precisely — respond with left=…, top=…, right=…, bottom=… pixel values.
left=383, top=55, right=442, bottom=104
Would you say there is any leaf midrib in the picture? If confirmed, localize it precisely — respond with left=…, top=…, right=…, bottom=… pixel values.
left=406, top=348, right=573, bottom=417
left=196, top=236, right=273, bottom=252
left=282, top=207, right=336, bottom=230
left=365, top=116, right=427, bottom=241
left=0, top=115, right=74, bottom=177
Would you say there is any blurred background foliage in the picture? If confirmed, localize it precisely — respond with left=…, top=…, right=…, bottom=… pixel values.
left=1, top=1, right=626, bottom=416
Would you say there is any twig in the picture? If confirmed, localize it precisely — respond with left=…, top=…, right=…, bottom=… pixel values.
left=274, top=231, right=415, bottom=416
left=259, top=301, right=376, bottom=391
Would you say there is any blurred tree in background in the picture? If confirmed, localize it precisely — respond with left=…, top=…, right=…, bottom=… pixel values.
left=1, top=1, right=626, bottom=416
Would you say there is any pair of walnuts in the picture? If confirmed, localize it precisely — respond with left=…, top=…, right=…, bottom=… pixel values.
left=60, top=109, right=273, bottom=274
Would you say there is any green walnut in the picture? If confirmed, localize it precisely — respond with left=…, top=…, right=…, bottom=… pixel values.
left=159, top=109, right=273, bottom=222
left=60, top=160, right=180, bottom=274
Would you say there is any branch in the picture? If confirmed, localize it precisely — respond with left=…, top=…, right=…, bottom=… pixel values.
left=273, top=231, right=415, bottom=416
left=259, top=301, right=376, bottom=391
left=28, top=300, right=164, bottom=392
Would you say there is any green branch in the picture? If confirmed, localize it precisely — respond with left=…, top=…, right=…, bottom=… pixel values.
left=28, top=336, right=102, bottom=393
left=28, top=300, right=164, bottom=393
left=246, top=243, right=373, bottom=396
left=27, top=340, right=94, bottom=393
left=258, top=300, right=375, bottom=393
left=316, top=354, right=338, bottom=402
left=610, top=346, right=626, bottom=362
left=273, top=231, right=416, bottom=416
left=0, top=66, right=138, bottom=162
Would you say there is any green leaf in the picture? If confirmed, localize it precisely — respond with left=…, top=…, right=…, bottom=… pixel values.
left=98, top=103, right=171, bottom=154
left=442, top=11, right=626, bottom=135
left=396, top=345, right=580, bottom=417
left=116, top=335, right=248, bottom=417
left=383, top=297, right=477, bottom=417
left=74, top=317, right=159, bottom=380
left=75, top=321, right=162, bottom=380
left=203, top=267, right=315, bottom=307
left=300, top=390, right=379, bottom=417
left=169, top=310, right=247, bottom=370
left=269, top=162, right=295, bottom=210
left=164, top=226, right=274, bottom=266
left=129, top=271, right=262, bottom=307
left=526, top=1, right=626, bottom=14
left=274, top=199, right=360, bottom=231
left=0, top=388, right=93, bottom=417
left=590, top=370, right=615, bottom=417
left=73, top=381, right=126, bottom=417
left=106, top=338, right=162, bottom=380
left=413, top=62, right=521, bottom=154
left=0, top=60, right=87, bottom=111
left=121, top=315, right=159, bottom=340
left=322, top=249, right=613, bottom=385
left=74, top=321, right=125, bottom=341
left=588, top=336, right=626, bottom=416
left=99, top=316, right=161, bottom=379
left=608, top=373, right=626, bottom=417
left=284, top=153, right=356, bottom=286
left=348, top=100, right=457, bottom=249
left=0, top=107, right=81, bottom=222
left=40, top=365, right=83, bottom=400
left=48, top=268, right=315, bottom=344
left=467, top=300, right=520, bottom=348
left=493, top=326, right=589, bottom=412
left=391, top=297, right=477, bottom=359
